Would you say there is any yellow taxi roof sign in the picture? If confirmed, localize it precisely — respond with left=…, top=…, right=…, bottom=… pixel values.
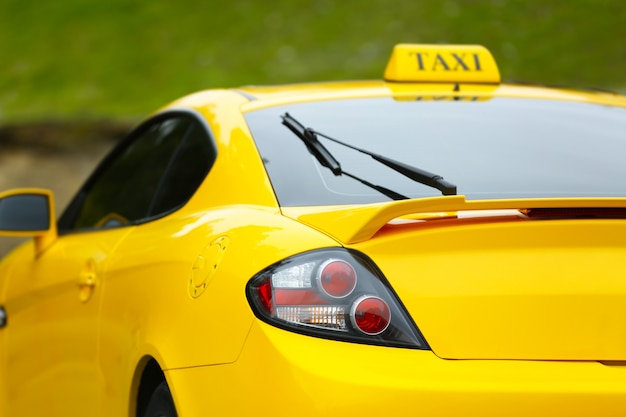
left=384, top=44, right=500, bottom=84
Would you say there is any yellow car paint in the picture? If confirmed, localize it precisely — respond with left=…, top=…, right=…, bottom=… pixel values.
left=283, top=195, right=626, bottom=243
left=1, top=44, right=626, bottom=416
left=167, top=322, right=626, bottom=417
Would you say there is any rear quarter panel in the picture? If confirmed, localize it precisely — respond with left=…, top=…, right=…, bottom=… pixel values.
left=95, top=206, right=339, bottom=415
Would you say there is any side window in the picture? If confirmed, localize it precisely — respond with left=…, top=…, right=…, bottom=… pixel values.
left=61, top=111, right=216, bottom=231
left=149, top=122, right=216, bottom=216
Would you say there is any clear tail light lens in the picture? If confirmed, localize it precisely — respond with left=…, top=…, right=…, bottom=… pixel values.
left=246, top=248, right=428, bottom=349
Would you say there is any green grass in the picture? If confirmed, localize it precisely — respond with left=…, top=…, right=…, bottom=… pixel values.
left=1, top=0, right=625, bottom=123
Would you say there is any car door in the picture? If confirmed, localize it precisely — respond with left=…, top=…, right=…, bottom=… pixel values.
left=1, top=226, right=131, bottom=416
left=1, top=110, right=215, bottom=417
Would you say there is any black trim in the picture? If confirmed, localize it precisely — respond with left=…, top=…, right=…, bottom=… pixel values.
left=231, top=89, right=257, bottom=101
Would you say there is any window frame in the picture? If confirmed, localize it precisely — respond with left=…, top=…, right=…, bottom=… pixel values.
left=58, top=108, right=218, bottom=233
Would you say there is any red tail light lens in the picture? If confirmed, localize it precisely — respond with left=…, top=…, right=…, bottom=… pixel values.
left=246, top=249, right=427, bottom=349
left=257, top=279, right=274, bottom=314
left=351, top=296, right=391, bottom=335
left=317, top=259, right=357, bottom=298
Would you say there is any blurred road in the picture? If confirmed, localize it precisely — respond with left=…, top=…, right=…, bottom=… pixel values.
left=0, top=140, right=112, bottom=258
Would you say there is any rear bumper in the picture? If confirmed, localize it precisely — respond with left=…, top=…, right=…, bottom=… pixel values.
left=166, top=321, right=626, bottom=416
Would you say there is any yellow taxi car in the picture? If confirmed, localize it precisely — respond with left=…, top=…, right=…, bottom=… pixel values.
left=1, top=44, right=626, bottom=417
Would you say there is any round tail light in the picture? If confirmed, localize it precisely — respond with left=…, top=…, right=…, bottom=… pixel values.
left=317, top=259, right=357, bottom=298
left=246, top=248, right=427, bottom=348
left=350, top=296, right=391, bottom=335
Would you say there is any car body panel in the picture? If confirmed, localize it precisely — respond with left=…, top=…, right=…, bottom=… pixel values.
left=280, top=199, right=626, bottom=360
left=0, top=226, right=131, bottom=416
left=93, top=206, right=340, bottom=415
left=237, top=80, right=626, bottom=112
left=166, top=322, right=626, bottom=417
left=351, top=216, right=626, bottom=360
left=156, top=89, right=279, bottom=211
left=282, top=196, right=626, bottom=243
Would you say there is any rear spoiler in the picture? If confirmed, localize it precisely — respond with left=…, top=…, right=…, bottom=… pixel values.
left=282, top=196, right=626, bottom=244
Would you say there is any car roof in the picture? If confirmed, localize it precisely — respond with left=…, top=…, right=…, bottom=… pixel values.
left=234, top=80, right=626, bottom=112
left=166, top=43, right=626, bottom=114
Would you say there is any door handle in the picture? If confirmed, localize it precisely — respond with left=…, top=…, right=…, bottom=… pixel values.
left=77, top=261, right=97, bottom=303
left=77, top=271, right=96, bottom=287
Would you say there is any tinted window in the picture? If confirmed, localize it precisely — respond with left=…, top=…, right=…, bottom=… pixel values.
left=149, top=122, right=216, bottom=215
left=63, top=112, right=216, bottom=230
left=245, top=97, right=626, bottom=206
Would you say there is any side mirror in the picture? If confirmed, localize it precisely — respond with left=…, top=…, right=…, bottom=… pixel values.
left=0, top=188, right=58, bottom=255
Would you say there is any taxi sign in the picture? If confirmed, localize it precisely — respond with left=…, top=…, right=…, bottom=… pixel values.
left=384, top=44, right=500, bottom=84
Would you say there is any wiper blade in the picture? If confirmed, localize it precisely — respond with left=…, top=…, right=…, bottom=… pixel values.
left=341, top=172, right=408, bottom=200
left=282, top=113, right=408, bottom=200
left=313, top=130, right=457, bottom=196
left=281, top=113, right=457, bottom=196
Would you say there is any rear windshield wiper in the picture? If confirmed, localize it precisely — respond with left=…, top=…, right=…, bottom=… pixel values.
left=281, top=113, right=457, bottom=196
left=281, top=113, right=407, bottom=200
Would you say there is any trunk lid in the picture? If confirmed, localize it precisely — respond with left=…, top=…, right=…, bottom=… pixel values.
left=284, top=197, right=626, bottom=360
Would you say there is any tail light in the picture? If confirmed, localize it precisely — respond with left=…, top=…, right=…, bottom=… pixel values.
left=246, top=248, right=428, bottom=349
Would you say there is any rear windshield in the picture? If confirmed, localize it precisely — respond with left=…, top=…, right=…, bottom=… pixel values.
left=244, top=97, right=626, bottom=206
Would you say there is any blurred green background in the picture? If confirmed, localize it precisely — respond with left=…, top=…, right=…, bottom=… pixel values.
left=1, top=0, right=625, bottom=124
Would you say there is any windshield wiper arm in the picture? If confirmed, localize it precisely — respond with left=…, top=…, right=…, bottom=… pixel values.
left=281, top=113, right=408, bottom=200
left=281, top=113, right=457, bottom=196
left=282, top=113, right=342, bottom=175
